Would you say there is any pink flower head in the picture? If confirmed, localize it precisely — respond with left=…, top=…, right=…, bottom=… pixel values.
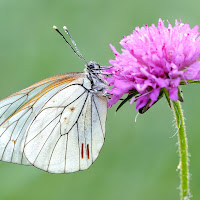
left=104, top=19, right=200, bottom=112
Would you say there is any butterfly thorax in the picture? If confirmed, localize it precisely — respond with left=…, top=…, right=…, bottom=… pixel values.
left=85, top=61, right=108, bottom=96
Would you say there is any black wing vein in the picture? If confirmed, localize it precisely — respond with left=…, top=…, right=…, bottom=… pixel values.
left=92, top=95, right=104, bottom=138
left=33, top=118, right=61, bottom=165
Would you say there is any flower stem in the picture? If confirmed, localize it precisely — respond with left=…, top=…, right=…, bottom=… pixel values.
left=171, top=101, right=191, bottom=200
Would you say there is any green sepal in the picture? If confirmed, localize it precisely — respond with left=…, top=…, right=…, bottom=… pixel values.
left=163, top=88, right=171, bottom=108
left=178, top=88, right=184, bottom=102
left=138, top=99, right=151, bottom=114
left=116, top=90, right=138, bottom=112
left=189, top=80, right=200, bottom=84
left=180, top=80, right=200, bottom=85
left=139, top=90, right=164, bottom=114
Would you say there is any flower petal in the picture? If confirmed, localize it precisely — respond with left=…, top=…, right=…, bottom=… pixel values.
left=169, top=88, right=179, bottom=101
left=136, top=96, right=149, bottom=110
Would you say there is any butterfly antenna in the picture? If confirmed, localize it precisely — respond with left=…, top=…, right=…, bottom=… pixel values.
left=63, top=26, right=86, bottom=61
left=53, top=25, right=87, bottom=63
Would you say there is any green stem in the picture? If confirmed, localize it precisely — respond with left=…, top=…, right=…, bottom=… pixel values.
left=171, top=101, right=191, bottom=200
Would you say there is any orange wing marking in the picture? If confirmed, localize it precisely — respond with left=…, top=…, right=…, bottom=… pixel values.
left=1, top=73, right=84, bottom=125
left=81, top=143, right=84, bottom=159
left=0, top=72, right=82, bottom=102
left=87, top=144, right=89, bottom=159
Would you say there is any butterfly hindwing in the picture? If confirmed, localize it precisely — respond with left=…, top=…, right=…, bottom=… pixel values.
left=24, top=81, right=107, bottom=173
left=91, top=94, right=107, bottom=161
left=24, top=83, right=88, bottom=173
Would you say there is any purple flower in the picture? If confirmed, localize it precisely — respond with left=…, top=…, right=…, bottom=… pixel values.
left=104, top=19, right=200, bottom=111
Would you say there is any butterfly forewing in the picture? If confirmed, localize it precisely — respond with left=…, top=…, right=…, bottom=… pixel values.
left=0, top=73, right=81, bottom=126
left=0, top=73, right=84, bottom=166
left=0, top=72, right=107, bottom=173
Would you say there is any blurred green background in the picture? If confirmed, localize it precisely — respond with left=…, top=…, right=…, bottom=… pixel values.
left=0, top=0, right=200, bottom=199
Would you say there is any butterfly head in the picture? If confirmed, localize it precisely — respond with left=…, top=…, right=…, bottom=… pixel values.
left=86, top=61, right=103, bottom=77
left=86, top=61, right=101, bottom=72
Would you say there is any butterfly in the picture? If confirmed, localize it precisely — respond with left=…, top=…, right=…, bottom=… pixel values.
left=0, top=26, right=108, bottom=174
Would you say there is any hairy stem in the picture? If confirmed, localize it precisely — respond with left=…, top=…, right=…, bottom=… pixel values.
left=171, top=101, right=191, bottom=200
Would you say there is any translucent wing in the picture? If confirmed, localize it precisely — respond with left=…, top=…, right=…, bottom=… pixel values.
left=0, top=73, right=84, bottom=166
left=0, top=73, right=107, bottom=173
left=24, top=78, right=107, bottom=173
left=0, top=73, right=80, bottom=126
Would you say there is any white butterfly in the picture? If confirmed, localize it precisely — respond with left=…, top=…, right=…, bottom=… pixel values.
left=0, top=26, right=108, bottom=174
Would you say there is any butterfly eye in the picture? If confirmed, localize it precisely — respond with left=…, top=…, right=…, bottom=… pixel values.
left=87, top=62, right=94, bottom=69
